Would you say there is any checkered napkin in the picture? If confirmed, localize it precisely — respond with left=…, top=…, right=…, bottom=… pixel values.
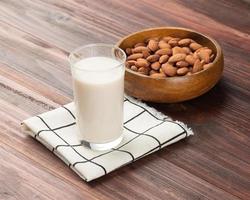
left=22, top=96, right=193, bottom=181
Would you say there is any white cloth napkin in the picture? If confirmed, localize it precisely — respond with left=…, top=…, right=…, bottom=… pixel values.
left=22, top=96, right=193, bottom=181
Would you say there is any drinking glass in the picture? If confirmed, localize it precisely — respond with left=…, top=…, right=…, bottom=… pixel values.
left=69, top=44, right=126, bottom=151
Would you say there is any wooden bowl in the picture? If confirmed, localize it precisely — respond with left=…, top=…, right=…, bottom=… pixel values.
left=116, top=27, right=224, bottom=103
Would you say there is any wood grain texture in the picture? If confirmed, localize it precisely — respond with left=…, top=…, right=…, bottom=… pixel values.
left=0, top=0, right=249, bottom=199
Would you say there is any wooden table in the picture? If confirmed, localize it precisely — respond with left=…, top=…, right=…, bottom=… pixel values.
left=0, top=0, right=249, bottom=199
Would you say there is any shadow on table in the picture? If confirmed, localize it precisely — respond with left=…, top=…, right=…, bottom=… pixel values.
left=147, top=78, right=230, bottom=123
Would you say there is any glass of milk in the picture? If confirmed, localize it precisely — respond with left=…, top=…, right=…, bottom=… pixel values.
left=69, top=44, right=126, bottom=151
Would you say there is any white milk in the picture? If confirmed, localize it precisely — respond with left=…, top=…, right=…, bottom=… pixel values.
left=72, top=56, right=124, bottom=144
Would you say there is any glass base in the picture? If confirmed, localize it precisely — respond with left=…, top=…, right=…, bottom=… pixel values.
left=80, top=135, right=123, bottom=151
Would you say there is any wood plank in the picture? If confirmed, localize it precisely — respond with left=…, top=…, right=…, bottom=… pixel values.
left=0, top=0, right=249, bottom=199
left=0, top=144, right=103, bottom=200
left=0, top=23, right=72, bottom=98
left=0, top=62, right=70, bottom=106
left=176, top=0, right=250, bottom=34
left=0, top=0, right=120, bottom=51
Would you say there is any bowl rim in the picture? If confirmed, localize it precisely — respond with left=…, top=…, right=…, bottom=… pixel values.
left=116, top=26, right=222, bottom=79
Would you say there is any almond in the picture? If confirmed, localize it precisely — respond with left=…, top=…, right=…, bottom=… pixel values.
left=150, top=73, right=166, bottom=78
left=185, top=55, right=196, bottom=65
left=176, top=61, right=189, bottom=68
left=155, top=48, right=172, bottom=56
left=190, top=42, right=202, bottom=51
left=192, top=59, right=203, bottom=73
left=193, top=52, right=199, bottom=59
left=198, top=50, right=210, bottom=63
left=177, top=67, right=189, bottom=75
left=162, top=36, right=173, bottom=42
left=159, top=55, right=169, bottom=64
left=172, top=46, right=185, bottom=55
left=178, top=38, right=191, bottom=46
left=138, top=67, right=149, bottom=75
left=125, top=61, right=130, bottom=68
left=149, top=70, right=158, bottom=75
left=182, top=47, right=191, bottom=54
left=151, top=61, right=161, bottom=70
left=146, top=37, right=160, bottom=42
left=132, top=46, right=149, bottom=53
left=125, top=48, right=132, bottom=55
left=168, top=38, right=179, bottom=47
left=130, top=65, right=138, bottom=71
left=186, top=72, right=192, bottom=76
left=147, top=54, right=160, bottom=62
left=173, top=37, right=180, bottom=41
left=158, top=40, right=171, bottom=49
left=142, top=50, right=150, bottom=58
left=196, top=47, right=212, bottom=54
left=168, top=53, right=186, bottom=63
left=148, top=40, right=159, bottom=52
left=162, top=63, right=177, bottom=76
left=205, top=48, right=212, bottom=55
left=127, top=53, right=143, bottom=60
left=136, top=58, right=150, bottom=68
left=134, top=42, right=146, bottom=48
left=203, top=63, right=213, bottom=70
left=126, top=60, right=136, bottom=67
left=210, top=54, right=215, bottom=62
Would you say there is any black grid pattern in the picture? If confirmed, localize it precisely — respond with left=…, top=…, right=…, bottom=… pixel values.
left=29, top=97, right=189, bottom=181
